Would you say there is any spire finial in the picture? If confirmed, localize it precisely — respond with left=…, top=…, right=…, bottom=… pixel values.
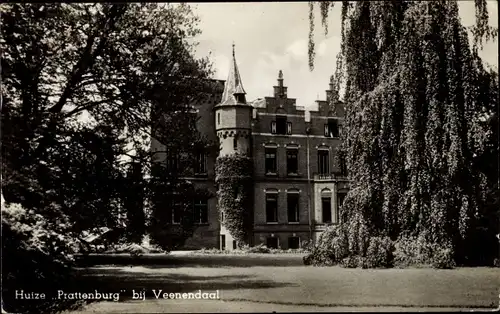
left=278, top=70, right=283, bottom=80
left=330, top=75, right=334, bottom=84
left=232, top=42, right=235, bottom=58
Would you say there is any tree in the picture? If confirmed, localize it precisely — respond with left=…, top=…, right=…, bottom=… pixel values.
left=1, top=4, right=212, bottom=311
left=123, top=161, right=146, bottom=243
left=1, top=3, right=211, bottom=238
left=307, top=1, right=498, bottom=266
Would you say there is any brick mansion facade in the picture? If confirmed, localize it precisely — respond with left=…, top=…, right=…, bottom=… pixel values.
left=151, top=46, right=349, bottom=250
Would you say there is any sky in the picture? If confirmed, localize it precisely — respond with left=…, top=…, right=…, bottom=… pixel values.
left=192, top=1, right=498, bottom=111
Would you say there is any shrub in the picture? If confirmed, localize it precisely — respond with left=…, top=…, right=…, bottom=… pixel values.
left=246, top=244, right=271, bottom=254
left=303, top=247, right=335, bottom=266
left=393, top=234, right=432, bottom=267
left=494, top=258, right=500, bottom=267
left=2, top=202, right=82, bottom=313
left=340, top=256, right=361, bottom=268
left=105, top=242, right=165, bottom=256
left=431, top=245, right=456, bottom=269
left=198, top=247, right=224, bottom=254
left=365, top=236, right=394, bottom=268
left=303, top=225, right=349, bottom=266
left=394, top=234, right=456, bottom=269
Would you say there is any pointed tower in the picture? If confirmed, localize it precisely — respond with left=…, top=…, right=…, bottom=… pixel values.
left=215, top=44, right=252, bottom=157
left=215, top=44, right=254, bottom=250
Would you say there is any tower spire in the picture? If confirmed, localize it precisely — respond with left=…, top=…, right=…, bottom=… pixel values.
left=217, top=43, right=247, bottom=107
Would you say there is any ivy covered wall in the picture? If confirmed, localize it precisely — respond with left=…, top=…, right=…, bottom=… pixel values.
left=215, top=155, right=253, bottom=246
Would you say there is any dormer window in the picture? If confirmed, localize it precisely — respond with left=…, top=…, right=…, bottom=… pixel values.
left=324, top=119, right=339, bottom=137
left=276, top=116, right=287, bottom=134
left=235, top=94, right=245, bottom=103
left=272, top=115, right=290, bottom=135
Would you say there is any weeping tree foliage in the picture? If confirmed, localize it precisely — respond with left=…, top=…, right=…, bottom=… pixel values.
left=308, top=1, right=498, bottom=265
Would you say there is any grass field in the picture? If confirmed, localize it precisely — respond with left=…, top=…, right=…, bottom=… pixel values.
left=66, top=254, right=499, bottom=313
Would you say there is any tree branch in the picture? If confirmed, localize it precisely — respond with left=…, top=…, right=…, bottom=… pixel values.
left=64, top=97, right=120, bottom=118
left=48, top=5, right=127, bottom=113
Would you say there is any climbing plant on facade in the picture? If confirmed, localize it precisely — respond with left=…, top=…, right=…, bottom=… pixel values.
left=306, top=1, right=498, bottom=266
left=215, top=154, right=253, bottom=247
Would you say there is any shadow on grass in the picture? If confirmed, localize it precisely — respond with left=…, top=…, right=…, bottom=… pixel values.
left=4, top=254, right=302, bottom=313
left=72, top=266, right=297, bottom=311
left=4, top=267, right=296, bottom=313
left=75, top=253, right=306, bottom=268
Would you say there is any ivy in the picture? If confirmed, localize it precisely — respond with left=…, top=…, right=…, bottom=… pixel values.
left=215, top=155, right=253, bottom=246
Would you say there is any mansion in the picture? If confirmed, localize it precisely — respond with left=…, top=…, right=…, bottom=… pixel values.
left=151, top=46, right=348, bottom=250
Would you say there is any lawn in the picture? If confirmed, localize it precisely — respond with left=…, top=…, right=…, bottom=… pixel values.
left=64, top=254, right=499, bottom=313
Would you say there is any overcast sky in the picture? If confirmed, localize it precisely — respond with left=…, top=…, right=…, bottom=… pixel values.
left=193, top=2, right=498, bottom=110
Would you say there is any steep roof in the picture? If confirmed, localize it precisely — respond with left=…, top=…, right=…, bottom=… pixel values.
left=215, top=44, right=250, bottom=108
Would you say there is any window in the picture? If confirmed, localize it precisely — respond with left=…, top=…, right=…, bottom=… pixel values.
left=193, top=199, right=208, bottom=224
left=287, top=192, right=299, bottom=223
left=233, top=240, right=237, bottom=250
left=218, top=112, right=220, bottom=125
left=322, top=197, right=332, bottom=223
left=318, top=149, right=329, bottom=174
left=321, top=189, right=332, bottom=224
left=221, top=211, right=224, bottom=223
left=265, top=148, right=277, bottom=174
left=233, top=137, right=238, bottom=150
left=160, top=196, right=174, bottom=223
left=194, top=151, right=207, bottom=174
left=325, top=119, right=339, bottom=137
left=172, top=202, right=182, bottom=224
left=235, top=94, right=245, bottom=103
left=276, top=115, right=287, bottom=135
left=286, top=149, right=298, bottom=175
left=220, top=235, right=226, bottom=250
left=288, top=237, right=300, bottom=249
left=266, top=192, right=278, bottom=223
left=166, top=149, right=178, bottom=172
left=267, top=237, right=278, bottom=249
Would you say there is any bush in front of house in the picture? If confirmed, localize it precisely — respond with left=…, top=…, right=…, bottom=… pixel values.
left=195, top=243, right=309, bottom=255
left=303, top=225, right=349, bottom=266
left=105, top=242, right=165, bottom=256
left=245, top=243, right=271, bottom=254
